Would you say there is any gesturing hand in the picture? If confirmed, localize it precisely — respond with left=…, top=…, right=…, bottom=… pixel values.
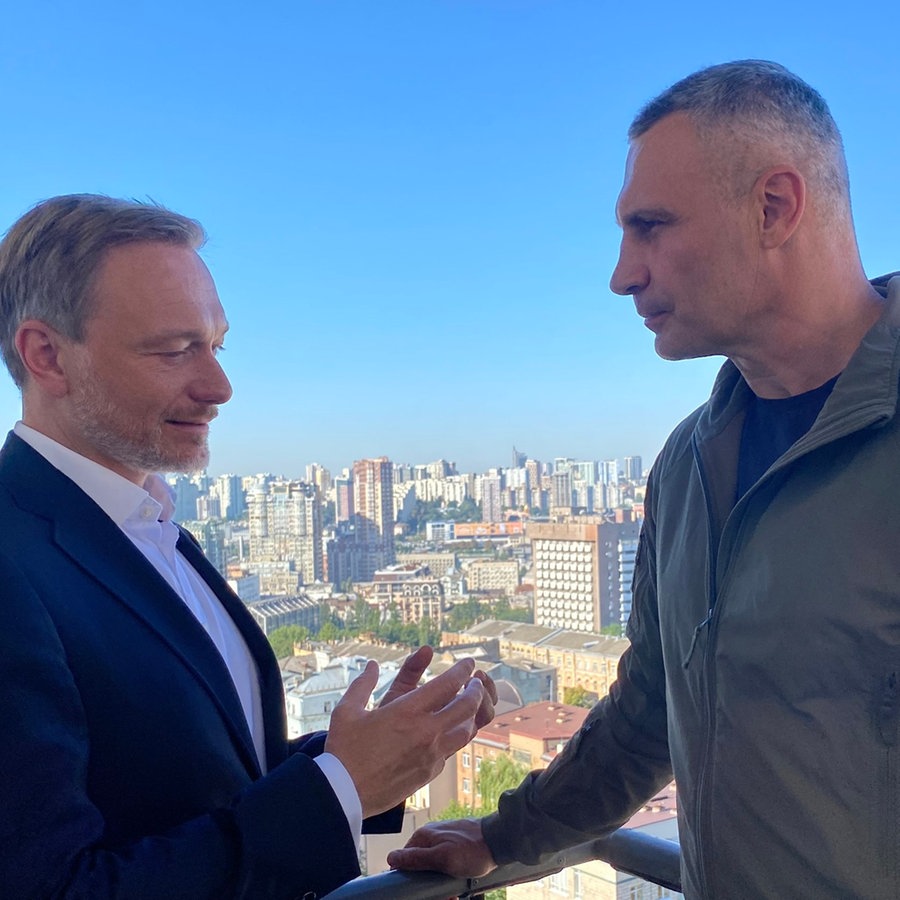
left=379, top=646, right=498, bottom=730
left=325, top=656, right=490, bottom=818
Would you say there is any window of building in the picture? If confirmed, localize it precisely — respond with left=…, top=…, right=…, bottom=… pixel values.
left=573, top=869, right=584, bottom=898
left=462, top=751, right=471, bottom=768
left=462, top=778, right=471, bottom=794
left=548, top=870, right=567, bottom=893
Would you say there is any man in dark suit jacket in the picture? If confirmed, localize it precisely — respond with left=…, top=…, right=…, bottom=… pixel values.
left=0, top=194, right=495, bottom=899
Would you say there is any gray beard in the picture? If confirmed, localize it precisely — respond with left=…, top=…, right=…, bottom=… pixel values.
left=70, top=378, right=210, bottom=476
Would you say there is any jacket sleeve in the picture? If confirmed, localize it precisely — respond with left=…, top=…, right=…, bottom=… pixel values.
left=0, top=552, right=360, bottom=900
left=287, top=733, right=405, bottom=835
left=481, top=475, right=673, bottom=865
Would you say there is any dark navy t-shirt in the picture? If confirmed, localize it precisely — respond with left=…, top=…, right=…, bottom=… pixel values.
left=737, top=375, right=839, bottom=501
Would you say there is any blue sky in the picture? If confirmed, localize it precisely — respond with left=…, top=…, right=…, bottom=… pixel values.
left=2, top=1, right=898, bottom=477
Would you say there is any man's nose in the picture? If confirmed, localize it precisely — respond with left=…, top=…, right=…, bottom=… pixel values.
left=609, top=240, right=649, bottom=296
left=193, top=352, right=233, bottom=405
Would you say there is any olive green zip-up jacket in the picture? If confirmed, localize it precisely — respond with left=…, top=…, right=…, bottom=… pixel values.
left=484, top=273, right=900, bottom=899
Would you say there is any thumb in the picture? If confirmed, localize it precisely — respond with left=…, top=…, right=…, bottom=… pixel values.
left=336, top=659, right=379, bottom=712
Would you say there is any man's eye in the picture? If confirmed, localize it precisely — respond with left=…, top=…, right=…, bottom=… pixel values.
left=213, top=344, right=226, bottom=356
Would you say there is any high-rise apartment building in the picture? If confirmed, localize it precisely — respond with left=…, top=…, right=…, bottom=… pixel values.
left=304, top=463, right=332, bottom=497
left=599, top=459, right=619, bottom=485
left=481, top=472, right=503, bottom=523
left=215, top=473, right=246, bottom=520
left=352, top=456, right=395, bottom=581
left=623, top=455, right=644, bottom=481
left=334, top=474, right=354, bottom=523
left=550, top=470, right=573, bottom=513
left=247, top=480, right=323, bottom=587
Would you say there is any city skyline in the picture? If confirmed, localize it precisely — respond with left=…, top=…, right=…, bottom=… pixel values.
left=1, top=2, right=897, bottom=477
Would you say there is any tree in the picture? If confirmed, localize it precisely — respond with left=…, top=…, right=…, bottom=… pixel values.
left=475, top=755, right=530, bottom=812
left=267, top=624, right=310, bottom=659
left=317, top=619, right=343, bottom=642
left=563, top=685, right=596, bottom=709
left=601, top=622, right=624, bottom=637
left=431, top=798, right=475, bottom=821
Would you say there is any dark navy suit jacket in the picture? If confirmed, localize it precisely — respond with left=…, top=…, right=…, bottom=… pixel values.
left=0, top=433, right=395, bottom=899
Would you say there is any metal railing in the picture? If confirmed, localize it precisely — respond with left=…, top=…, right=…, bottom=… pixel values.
left=324, top=828, right=682, bottom=899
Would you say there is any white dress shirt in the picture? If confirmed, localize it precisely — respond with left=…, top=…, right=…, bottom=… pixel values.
left=13, top=422, right=362, bottom=843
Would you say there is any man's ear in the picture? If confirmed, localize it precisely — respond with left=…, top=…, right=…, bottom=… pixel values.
left=755, top=166, right=805, bottom=249
left=15, top=320, right=76, bottom=398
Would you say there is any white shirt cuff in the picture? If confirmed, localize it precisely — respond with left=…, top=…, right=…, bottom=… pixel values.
left=314, top=751, right=363, bottom=846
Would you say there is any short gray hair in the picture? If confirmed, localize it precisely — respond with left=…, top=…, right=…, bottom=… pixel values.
left=630, top=60, right=850, bottom=219
left=0, top=194, right=206, bottom=387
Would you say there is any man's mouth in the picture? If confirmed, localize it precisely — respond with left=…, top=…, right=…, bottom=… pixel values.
left=166, top=409, right=218, bottom=430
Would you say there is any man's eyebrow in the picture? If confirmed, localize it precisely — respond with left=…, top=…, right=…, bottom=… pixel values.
left=137, top=325, right=229, bottom=348
left=619, top=208, right=674, bottom=228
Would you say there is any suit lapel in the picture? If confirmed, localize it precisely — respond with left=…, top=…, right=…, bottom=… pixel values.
left=176, top=530, right=289, bottom=770
left=0, top=434, right=263, bottom=777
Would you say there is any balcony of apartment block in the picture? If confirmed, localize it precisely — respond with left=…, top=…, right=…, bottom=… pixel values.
left=323, top=826, right=682, bottom=899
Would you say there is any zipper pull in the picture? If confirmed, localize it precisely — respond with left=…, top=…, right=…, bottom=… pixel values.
left=682, top=609, right=713, bottom=669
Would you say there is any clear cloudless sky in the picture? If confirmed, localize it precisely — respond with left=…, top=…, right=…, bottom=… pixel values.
left=1, top=0, right=898, bottom=478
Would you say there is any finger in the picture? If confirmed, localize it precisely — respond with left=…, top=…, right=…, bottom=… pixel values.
left=468, top=671, right=497, bottom=728
left=387, top=845, right=453, bottom=871
left=334, top=659, right=379, bottom=712
left=383, top=646, right=433, bottom=702
left=473, top=670, right=499, bottom=705
left=431, top=679, right=485, bottom=753
left=395, top=657, right=476, bottom=714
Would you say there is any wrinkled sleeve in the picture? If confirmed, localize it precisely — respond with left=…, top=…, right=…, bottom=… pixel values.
left=482, top=473, right=672, bottom=864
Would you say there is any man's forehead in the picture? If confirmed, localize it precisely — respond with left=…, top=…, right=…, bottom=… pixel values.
left=615, top=115, right=711, bottom=213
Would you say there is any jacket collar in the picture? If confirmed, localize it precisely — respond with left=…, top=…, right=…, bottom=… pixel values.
left=696, top=273, right=900, bottom=447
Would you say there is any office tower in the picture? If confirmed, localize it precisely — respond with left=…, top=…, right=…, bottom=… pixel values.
left=353, top=457, right=395, bottom=581
left=623, top=455, right=644, bottom=481
left=512, top=446, right=527, bottom=469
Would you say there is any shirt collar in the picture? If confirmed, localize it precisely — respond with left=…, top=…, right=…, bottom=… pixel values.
left=13, top=422, right=176, bottom=526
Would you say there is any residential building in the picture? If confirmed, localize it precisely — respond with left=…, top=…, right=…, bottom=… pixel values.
left=247, top=480, right=323, bottom=586
left=465, top=558, right=520, bottom=595
left=456, top=701, right=589, bottom=811
left=352, top=456, right=396, bottom=581
left=481, top=472, right=503, bottom=523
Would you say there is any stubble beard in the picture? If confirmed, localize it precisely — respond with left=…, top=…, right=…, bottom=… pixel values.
left=70, top=377, right=211, bottom=476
